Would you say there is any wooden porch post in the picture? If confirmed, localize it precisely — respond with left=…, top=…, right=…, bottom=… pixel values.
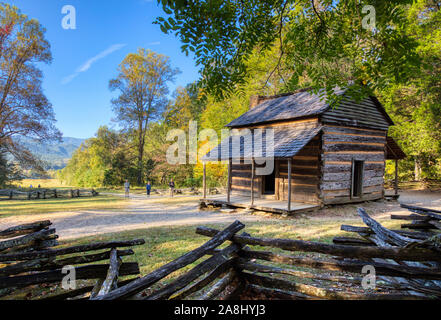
left=227, top=158, right=232, bottom=203
left=287, top=158, right=292, bottom=212
left=250, top=159, right=255, bottom=207
left=394, top=159, right=399, bottom=196
left=203, top=162, right=207, bottom=199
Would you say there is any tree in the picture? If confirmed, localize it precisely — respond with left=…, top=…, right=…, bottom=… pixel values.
left=58, top=126, right=138, bottom=188
left=0, top=146, right=22, bottom=187
left=164, top=84, right=206, bottom=128
left=156, top=0, right=420, bottom=101
left=109, top=48, right=179, bottom=185
left=380, top=0, right=441, bottom=181
left=0, top=4, right=61, bottom=171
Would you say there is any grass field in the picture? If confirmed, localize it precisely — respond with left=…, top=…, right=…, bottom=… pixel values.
left=0, top=194, right=129, bottom=218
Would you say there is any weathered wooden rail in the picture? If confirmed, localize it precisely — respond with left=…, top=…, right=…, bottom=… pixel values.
left=2, top=206, right=440, bottom=300
left=0, top=188, right=99, bottom=200
left=395, top=204, right=441, bottom=231
left=0, top=221, right=143, bottom=299
left=336, top=204, right=441, bottom=298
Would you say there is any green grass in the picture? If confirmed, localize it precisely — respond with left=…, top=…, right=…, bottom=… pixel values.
left=0, top=194, right=129, bottom=218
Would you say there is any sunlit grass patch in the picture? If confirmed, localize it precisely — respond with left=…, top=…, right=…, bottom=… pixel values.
left=0, top=194, right=129, bottom=218
left=12, top=178, right=72, bottom=189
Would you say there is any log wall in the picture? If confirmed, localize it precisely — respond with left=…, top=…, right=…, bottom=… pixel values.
left=229, top=124, right=388, bottom=206
left=231, top=162, right=262, bottom=197
left=277, top=135, right=321, bottom=204
left=321, top=125, right=387, bottom=205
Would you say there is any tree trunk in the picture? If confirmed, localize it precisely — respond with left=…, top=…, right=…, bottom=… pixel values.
left=414, top=158, right=422, bottom=181
left=137, top=123, right=144, bottom=186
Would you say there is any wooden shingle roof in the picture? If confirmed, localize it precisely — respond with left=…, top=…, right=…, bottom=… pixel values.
left=226, top=88, right=394, bottom=129
left=226, top=89, right=346, bottom=128
left=202, top=125, right=322, bottom=161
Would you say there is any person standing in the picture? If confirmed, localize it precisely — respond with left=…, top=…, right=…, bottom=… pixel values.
left=146, top=181, right=151, bottom=197
left=124, top=179, right=130, bottom=198
left=169, top=179, right=175, bottom=197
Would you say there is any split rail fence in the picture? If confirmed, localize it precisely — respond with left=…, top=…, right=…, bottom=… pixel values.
left=1, top=205, right=440, bottom=300
left=0, top=188, right=99, bottom=200
left=0, top=220, right=143, bottom=299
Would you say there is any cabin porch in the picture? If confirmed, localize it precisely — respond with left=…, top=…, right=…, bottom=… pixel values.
left=199, top=194, right=319, bottom=215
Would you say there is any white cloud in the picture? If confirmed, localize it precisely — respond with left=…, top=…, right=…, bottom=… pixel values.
left=61, top=73, right=79, bottom=85
left=62, top=43, right=127, bottom=85
left=147, top=41, right=160, bottom=46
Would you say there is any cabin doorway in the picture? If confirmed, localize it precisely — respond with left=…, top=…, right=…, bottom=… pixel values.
left=352, top=160, right=365, bottom=198
left=262, top=169, right=276, bottom=195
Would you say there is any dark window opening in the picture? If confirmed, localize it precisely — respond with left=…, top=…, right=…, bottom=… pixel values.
left=263, top=169, right=276, bottom=195
left=352, top=160, right=364, bottom=198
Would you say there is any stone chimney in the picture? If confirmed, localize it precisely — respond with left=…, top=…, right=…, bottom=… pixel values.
left=249, top=95, right=263, bottom=110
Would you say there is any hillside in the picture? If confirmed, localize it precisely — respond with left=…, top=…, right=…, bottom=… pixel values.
left=15, top=136, right=85, bottom=170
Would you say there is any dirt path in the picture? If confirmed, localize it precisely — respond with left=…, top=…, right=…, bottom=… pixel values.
left=0, top=194, right=263, bottom=240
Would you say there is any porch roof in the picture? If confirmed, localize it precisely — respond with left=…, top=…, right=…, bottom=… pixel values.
left=386, top=136, right=406, bottom=160
left=202, top=125, right=322, bottom=161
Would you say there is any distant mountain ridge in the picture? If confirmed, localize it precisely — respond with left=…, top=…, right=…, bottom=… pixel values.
left=15, top=136, right=86, bottom=170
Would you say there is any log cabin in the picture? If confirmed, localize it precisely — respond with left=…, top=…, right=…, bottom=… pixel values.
left=201, top=88, right=406, bottom=214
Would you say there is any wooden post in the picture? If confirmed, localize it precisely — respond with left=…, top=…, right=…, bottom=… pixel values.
left=251, top=159, right=255, bottom=207
left=287, top=158, right=292, bottom=212
left=227, top=159, right=232, bottom=203
left=203, top=162, right=207, bottom=199
left=395, top=159, right=399, bottom=196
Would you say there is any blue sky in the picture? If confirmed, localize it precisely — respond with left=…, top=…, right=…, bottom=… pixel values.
left=8, top=0, right=200, bottom=139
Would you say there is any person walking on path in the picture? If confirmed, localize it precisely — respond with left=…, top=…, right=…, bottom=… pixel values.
left=146, top=181, right=151, bottom=197
left=169, top=179, right=175, bottom=197
left=124, top=179, right=130, bottom=198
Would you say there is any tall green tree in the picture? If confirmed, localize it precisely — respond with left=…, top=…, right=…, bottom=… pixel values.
left=0, top=4, right=61, bottom=172
left=109, top=48, right=179, bottom=185
left=156, top=0, right=420, bottom=101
